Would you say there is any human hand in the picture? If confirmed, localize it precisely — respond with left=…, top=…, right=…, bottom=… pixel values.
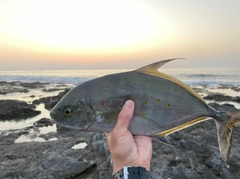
left=106, top=100, right=152, bottom=173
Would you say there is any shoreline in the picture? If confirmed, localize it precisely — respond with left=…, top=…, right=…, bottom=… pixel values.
left=1, top=81, right=240, bottom=178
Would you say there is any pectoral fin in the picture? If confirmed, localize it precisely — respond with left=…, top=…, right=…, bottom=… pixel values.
left=150, top=135, right=176, bottom=147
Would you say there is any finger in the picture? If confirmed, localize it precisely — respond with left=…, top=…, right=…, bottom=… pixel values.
left=114, top=100, right=134, bottom=135
left=106, top=132, right=112, bottom=149
left=106, top=132, right=110, bottom=139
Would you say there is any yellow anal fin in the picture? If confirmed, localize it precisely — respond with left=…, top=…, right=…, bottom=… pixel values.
left=155, top=116, right=210, bottom=137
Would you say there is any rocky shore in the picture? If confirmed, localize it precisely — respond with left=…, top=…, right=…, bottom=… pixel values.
left=0, top=81, right=240, bottom=179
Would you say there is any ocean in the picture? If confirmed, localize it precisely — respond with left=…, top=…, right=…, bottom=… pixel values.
left=1, top=68, right=240, bottom=86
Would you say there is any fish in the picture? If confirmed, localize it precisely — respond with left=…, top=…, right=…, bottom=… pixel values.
left=50, top=59, right=240, bottom=163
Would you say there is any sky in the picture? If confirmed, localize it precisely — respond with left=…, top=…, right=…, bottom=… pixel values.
left=0, top=0, right=240, bottom=70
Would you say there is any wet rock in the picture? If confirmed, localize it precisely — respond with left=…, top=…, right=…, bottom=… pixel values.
left=0, top=125, right=94, bottom=178
left=0, top=132, right=21, bottom=145
left=204, top=94, right=240, bottom=103
left=218, top=84, right=240, bottom=92
left=33, top=118, right=54, bottom=128
left=0, top=136, right=93, bottom=179
left=0, top=81, right=50, bottom=95
left=204, top=93, right=231, bottom=101
left=41, top=152, right=91, bottom=178
left=192, top=87, right=207, bottom=94
left=218, top=84, right=235, bottom=89
left=42, top=88, right=65, bottom=92
left=150, top=118, right=240, bottom=179
left=19, top=81, right=50, bottom=89
left=0, top=83, right=29, bottom=94
left=33, top=89, right=70, bottom=110
left=1, top=83, right=240, bottom=179
left=1, top=113, right=240, bottom=179
left=0, top=100, right=41, bottom=121
left=74, top=165, right=98, bottom=179
left=231, top=86, right=240, bottom=92
left=208, top=102, right=238, bottom=112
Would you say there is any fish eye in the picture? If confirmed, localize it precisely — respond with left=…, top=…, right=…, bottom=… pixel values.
left=64, top=108, right=74, bottom=117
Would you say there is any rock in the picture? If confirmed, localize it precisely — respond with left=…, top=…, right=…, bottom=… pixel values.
left=204, top=93, right=232, bottom=101
left=192, top=87, right=207, bottom=94
left=218, top=84, right=240, bottom=92
left=0, top=130, right=93, bottom=179
left=41, top=152, right=90, bottom=178
left=19, top=81, right=50, bottom=89
left=208, top=102, right=238, bottom=112
left=0, top=83, right=29, bottom=94
left=1, top=82, right=240, bottom=178
left=33, top=89, right=70, bottom=110
left=204, top=94, right=240, bottom=103
left=150, top=116, right=240, bottom=179
left=231, top=86, right=240, bottom=92
left=0, top=81, right=50, bottom=95
left=0, top=100, right=41, bottom=121
left=74, top=165, right=98, bottom=179
left=42, top=88, right=64, bottom=92
left=33, top=118, right=54, bottom=128
left=1, top=111, right=240, bottom=179
left=218, top=84, right=235, bottom=89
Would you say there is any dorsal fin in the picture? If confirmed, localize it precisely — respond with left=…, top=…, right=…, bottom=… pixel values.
left=136, top=58, right=184, bottom=72
left=135, top=58, right=207, bottom=105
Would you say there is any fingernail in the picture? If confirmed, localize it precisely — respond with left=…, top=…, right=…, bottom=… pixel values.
left=124, top=100, right=132, bottom=110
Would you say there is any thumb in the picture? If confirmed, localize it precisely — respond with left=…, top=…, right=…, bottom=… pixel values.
left=114, top=100, right=134, bottom=135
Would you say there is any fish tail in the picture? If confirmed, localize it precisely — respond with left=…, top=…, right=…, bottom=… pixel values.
left=214, top=111, right=240, bottom=163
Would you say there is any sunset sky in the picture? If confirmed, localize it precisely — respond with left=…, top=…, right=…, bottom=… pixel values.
left=0, top=0, right=240, bottom=70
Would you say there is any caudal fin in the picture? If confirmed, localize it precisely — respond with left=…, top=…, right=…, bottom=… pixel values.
left=214, top=112, right=240, bottom=163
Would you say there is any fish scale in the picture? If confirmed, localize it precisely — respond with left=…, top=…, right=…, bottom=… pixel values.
left=50, top=58, right=240, bottom=164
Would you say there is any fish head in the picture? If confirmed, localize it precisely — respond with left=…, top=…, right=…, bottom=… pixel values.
left=50, top=90, right=95, bottom=130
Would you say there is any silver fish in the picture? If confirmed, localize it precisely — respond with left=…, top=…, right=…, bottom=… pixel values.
left=50, top=59, right=240, bottom=163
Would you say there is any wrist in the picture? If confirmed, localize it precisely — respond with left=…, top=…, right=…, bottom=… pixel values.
left=111, top=153, right=151, bottom=173
left=112, top=160, right=151, bottom=173
left=113, top=166, right=147, bottom=179
left=113, top=166, right=161, bottom=179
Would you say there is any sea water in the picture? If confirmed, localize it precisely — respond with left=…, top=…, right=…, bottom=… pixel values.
left=1, top=68, right=240, bottom=86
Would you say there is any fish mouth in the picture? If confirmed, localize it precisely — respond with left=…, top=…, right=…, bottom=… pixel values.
left=49, top=109, right=59, bottom=121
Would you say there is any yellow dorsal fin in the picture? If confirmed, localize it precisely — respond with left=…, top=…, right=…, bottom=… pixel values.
left=136, top=58, right=184, bottom=72
left=135, top=59, right=206, bottom=105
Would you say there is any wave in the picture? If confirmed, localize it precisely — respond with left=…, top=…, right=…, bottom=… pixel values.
left=1, top=68, right=240, bottom=86
left=0, top=75, right=90, bottom=84
left=181, top=74, right=227, bottom=78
